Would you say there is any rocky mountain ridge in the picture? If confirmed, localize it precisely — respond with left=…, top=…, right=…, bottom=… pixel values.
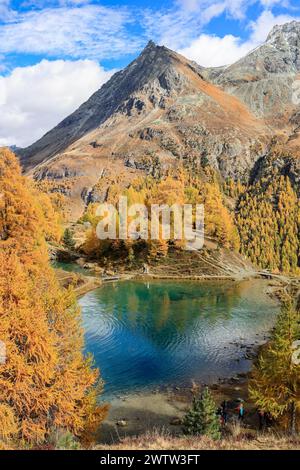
left=18, top=21, right=300, bottom=219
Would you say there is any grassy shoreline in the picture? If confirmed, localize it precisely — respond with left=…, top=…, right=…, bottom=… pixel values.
left=95, top=429, right=300, bottom=450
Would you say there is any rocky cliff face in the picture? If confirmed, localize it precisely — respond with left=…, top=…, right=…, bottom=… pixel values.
left=211, top=21, right=300, bottom=121
left=20, top=42, right=188, bottom=169
left=19, top=22, right=300, bottom=219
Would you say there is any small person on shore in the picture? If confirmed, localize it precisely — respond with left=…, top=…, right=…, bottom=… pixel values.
left=237, top=402, right=244, bottom=421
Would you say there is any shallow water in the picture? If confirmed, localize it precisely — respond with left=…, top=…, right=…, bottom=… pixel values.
left=79, top=280, right=279, bottom=399
left=53, top=261, right=94, bottom=276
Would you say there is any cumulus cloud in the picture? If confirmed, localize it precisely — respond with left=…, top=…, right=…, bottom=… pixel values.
left=179, top=34, right=250, bottom=67
left=147, top=0, right=298, bottom=51
left=0, top=0, right=299, bottom=148
left=178, top=10, right=299, bottom=67
left=248, top=9, right=296, bottom=44
left=0, top=59, right=113, bottom=147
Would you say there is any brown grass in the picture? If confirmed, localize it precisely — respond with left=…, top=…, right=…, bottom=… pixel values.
left=95, top=428, right=300, bottom=450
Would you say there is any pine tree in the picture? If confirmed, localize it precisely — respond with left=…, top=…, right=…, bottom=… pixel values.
left=183, top=387, right=221, bottom=439
left=236, top=172, right=300, bottom=273
left=63, top=227, right=76, bottom=250
left=249, top=300, right=300, bottom=433
left=203, top=182, right=240, bottom=250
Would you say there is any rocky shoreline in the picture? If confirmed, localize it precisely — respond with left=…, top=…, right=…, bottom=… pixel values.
left=98, top=371, right=258, bottom=445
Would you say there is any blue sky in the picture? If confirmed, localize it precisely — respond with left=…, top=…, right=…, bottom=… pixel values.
left=1, top=0, right=300, bottom=71
left=0, top=0, right=300, bottom=146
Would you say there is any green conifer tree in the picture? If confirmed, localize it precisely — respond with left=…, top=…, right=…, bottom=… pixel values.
left=63, top=228, right=76, bottom=250
left=183, top=387, right=221, bottom=439
left=249, top=301, right=300, bottom=433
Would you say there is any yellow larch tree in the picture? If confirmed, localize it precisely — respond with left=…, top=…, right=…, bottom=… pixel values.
left=0, top=148, right=108, bottom=447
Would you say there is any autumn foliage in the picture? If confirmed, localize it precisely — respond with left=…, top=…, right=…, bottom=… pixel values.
left=249, top=300, right=300, bottom=432
left=236, top=173, right=300, bottom=273
left=82, top=169, right=239, bottom=261
left=0, top=148, right=108, bottom=448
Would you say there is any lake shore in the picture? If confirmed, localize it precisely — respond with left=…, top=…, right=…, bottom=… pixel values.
left=93, top=279, right=284, bottom=445
left=55, top=262, right=291, bottom=445
left=55, top=262, right=289, bottom=301
left=98, top=372, right=260, bottom=445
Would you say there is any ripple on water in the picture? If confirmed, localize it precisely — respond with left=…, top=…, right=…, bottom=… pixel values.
left=79, top=280, right=279, bottom=398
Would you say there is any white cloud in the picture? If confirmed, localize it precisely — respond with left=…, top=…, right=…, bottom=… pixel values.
left=179, top=34, right=251, bottom=67
left=0, top=1, right=297, bottom=65
left=260, top=0, right=288, bottom=6
left=178, top=1, right=256, bottom=19
left=0, top=0, right=12, bottom=19
left=143, top=1, right=258, bottom=50
left=178, top=10, right=299, bottom=67
left=147, top=0, right=298, bottom=51
left=0, top=1, right=299, bottom=149
left=175, top=0, right=203, bottom=11
left=0, top=59, right=113, bottom=147
left=176, top=0, right=287, bottom=17
left=0, top=5, right=142, bottom=60
left=248, top=9, right=296, bottom=44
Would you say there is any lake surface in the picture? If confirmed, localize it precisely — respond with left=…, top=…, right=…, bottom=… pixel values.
left=79, top=280, right=279, bottom=399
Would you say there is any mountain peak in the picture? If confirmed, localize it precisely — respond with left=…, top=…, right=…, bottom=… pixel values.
left=144, top=40, right=157, bottom=50
left=20, top=38, right=184, bottom=168
left=267, top=20, right=300, bottom=43
left=138, top=40, right=175, bottom=63
left=264, top=20, right=300, bottom=72
left=21, top=20, right=300, bottom=181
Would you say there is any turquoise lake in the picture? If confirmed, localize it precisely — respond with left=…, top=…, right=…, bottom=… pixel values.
left=79, top=280, right=279, bottom=399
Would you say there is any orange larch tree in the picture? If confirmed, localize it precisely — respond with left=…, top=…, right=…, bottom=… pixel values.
left=0, top=148, right=108, bottom=447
